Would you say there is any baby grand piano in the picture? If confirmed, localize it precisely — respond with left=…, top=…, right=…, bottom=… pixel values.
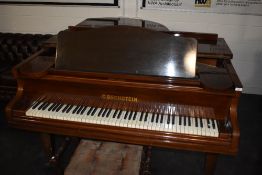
left=5, top=18, right=242, bottom=175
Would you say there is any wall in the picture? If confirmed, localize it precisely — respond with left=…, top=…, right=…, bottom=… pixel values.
left=0, top=0, right=261, bottom=94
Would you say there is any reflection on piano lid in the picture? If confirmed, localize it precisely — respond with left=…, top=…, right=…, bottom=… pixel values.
left=73, top=17, right=169, bottom=31
left=55, top=26, right=197, bottom=79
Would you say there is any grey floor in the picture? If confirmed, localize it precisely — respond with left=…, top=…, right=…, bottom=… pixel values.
left=0, top=93, right=261, bottom=175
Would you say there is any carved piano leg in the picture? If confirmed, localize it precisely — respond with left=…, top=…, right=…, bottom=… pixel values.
left=41, top=133, right=71, bottom=165
left=204, top=153, right=218, bottom=175
left=142, top=146, right=152, bottom=175
left=41, top=133, right=71, bottom=174
left=41, top=133, right=56, bottom=166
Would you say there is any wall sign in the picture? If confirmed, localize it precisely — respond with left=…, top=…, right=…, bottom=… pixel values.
left=142, top=0, right=262, bottom=15
left=0, top=0, right=118, bottom=6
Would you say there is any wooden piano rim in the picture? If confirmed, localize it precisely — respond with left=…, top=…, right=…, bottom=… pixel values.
left=42, top=67, right=201, bottom=87
left=12, top=108, right=233, bottom=145
left=8, top=114, right=237, bottom=155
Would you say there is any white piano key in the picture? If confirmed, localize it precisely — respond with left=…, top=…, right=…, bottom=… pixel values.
left=171, top=116, right=176, bottom=133
left=81, top=106, right=91, bottom=122
left=197, top=118, right=201, bottom=135
left=214, top=120, right=219, bottom=137
left=106, top=109, right=116, bottom=125
left=188, top=117, right=194, bottom=134
left=117, top=111, right=125, bottom=127
left=163, top=114, right=169, bottom=132
left=181, top=116, right=186, bottom=134
left=175, top=116, right=180, bottom=133
left=56, top=104, right=67, bottom=120
left=134, top=112, right=142, bottom=129
left=206, top=119, right=212, bottom=136
left=201, top=118, right=207, bottom=136
left=184, top=116, right=189, bottom=134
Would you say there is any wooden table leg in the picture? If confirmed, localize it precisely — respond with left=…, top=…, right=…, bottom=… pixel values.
left=204, top=153, right=218, bottom=175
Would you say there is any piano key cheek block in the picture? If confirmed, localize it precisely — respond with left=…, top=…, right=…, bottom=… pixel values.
left=5, top=18, right=242, bottom=175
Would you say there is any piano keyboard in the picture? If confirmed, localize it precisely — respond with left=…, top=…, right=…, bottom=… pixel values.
left=26, top=100, right=219, bottom=137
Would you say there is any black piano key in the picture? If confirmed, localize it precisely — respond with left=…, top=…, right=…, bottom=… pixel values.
left=124, top=111, right=129, bottom=119
left=117, top=110, right=122, bottom=119
left=91, top=107, right=98, bottom=116
left=207, top=119, right=211, bottom=128
left=151, top=113, right=155, bottom=122
left=172, top=115, right=175, bottom=125
left=133, top=112, right=137, bottom=120
left=128, top=111, right=133, bottom=120
left=56, top=103, right=64, bottom=112
left=160, top=114, right=164, bottom=123
left=139, top=112, right=144, bottom=121
left=87, top=107, right=93, bottom=115
left=62, top=104, right=69, bottom=113
left=98, top=108, right=104, bottom=117
left=106, top=109, right=112, bottom=117
left=52, top=103, right=60, bottom=111
left=188, top=116, right=191, bottom=126
left=32, top=100, right=42, bottom=109
left=102, top=108, right=108, bottom=117
left=48, top=103, right=56, bottom=111
left=113, top=110, right=118, bottom=118
left=80, top=106, right=87, bottom=115
left=156, top=113, right=159, bottom=123
left=76, top=105, right=83, bottom=114
left=184, top=116, right=187, bottom=126
left=167, top=114, right=170, bottom=124
left=42, top=102, right=51, bottom=110
left=41, top=102, right=49, bottom=110
left=200, top=118, right=203, bottom=128
left=144, top=112, right=148, bottom=121
left=39, top=102, right=48, bottom=110
left=179, top=116, right=182, bottom=125
left=38, top=101, right=47, bottom=110
left=56, top=103, right=63, bottom=111
left=63, top=104, right=70, bottom=112
left=72, top=105, right=80, bottom=114
left=49, top=103, right=57, bottom=111
left=211, top=119, right=215, bottom=129
left=66, top=105, right=73, bottom=113
left=195, top=117, right=198, bottom=127
left=48, top=103, right=57, bottom=111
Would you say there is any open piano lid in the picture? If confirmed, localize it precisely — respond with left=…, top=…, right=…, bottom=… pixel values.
left=55, top=26, right=197, bottom=79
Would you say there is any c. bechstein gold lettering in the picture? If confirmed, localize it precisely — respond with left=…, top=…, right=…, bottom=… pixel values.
left=101, top=94, right=138, bottom=102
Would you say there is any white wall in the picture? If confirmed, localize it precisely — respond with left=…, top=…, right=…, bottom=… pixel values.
left=0, top=0, right=261, bottom=94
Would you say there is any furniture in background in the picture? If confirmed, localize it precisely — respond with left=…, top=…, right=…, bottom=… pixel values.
left=0, top=33, right=53, bottom=101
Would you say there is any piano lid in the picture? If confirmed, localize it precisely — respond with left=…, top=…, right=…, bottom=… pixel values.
left=75, top=17, right=169, bottom=32
left=55, top=26, right=197, bottom=78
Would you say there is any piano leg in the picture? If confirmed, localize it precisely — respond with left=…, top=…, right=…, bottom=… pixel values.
left=142, top=146, right=152, bottom=175
left=41, top=133, right=56, bottom=165
left=204, top=153, right=218, bottom=175
left=41, top=133, right=72, bottom=174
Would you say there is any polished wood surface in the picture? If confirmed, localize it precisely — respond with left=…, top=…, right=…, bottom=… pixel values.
left=73, top=17, right=169, bottom=32
left=5, top=18, right=242, bottom=175
left=56, top=27, right=197, bottom=78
